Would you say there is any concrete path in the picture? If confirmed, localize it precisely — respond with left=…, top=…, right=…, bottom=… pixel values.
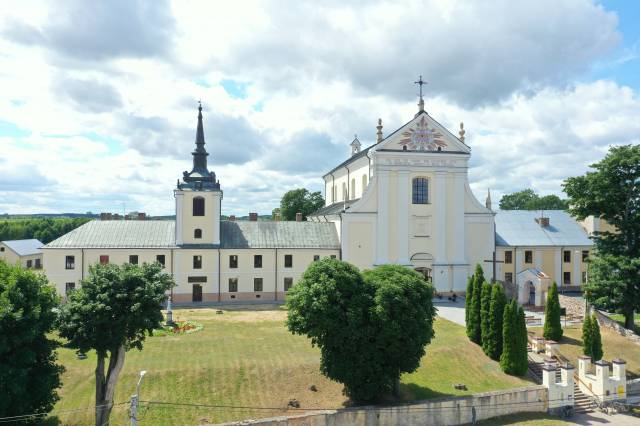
left=564, top=411, right=640, bottom=425
left=434, top=298, right=466, bottom=326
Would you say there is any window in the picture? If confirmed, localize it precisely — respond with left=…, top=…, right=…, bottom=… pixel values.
left=99, top=255, right=109, bottom=265
left=342, top=182, right=347, bottom=201
left=254, top=255, right=262, bottom=268
left=284, top=277, right=293, bottom=291
left=582, top=271, right=587, bottom=284
left=582, top=250, right=589, bottom=262
left=362, top=174, right=368, bottom=191
left=229, top=255, right=238, bottom=268
left=563, top=250, right=571, bottom=263
left=254, top=277, right=263, bottom=292
left=34, top=258, right=41, bottom=269
left=504, top=251, right=512, bottom=264
left=65, top=282, right=75, bottom=295
left=193, top=255, right=202, bottom=269
left=313, top=255, right=320, bottom=261
left=193, top=196, right=205, bottom=216
left=129, top=255, right=138, bottom=265
left=194, top=228, right=202, bottom=239
left=412, top=177, right=428, bottom=204
left=0, top=247, right=4, bottom=252
left=284, top=254, right=293, bottom=268
left=156, top=255, right=165, bottom=267
left=229, top=278, right=238, bottom=292
left=26, top=259, right=33, bottom=268
left=330, top=255, right=336, bottom=259
left=332, top=185, right=337, bottom=203
left=65, top=255, right=75, bottom=270
left=505, top=272, right=513, bottom=283
left=563, top=272, right=571, bottom=285
left=524, top=250, right=533, bottom=264
left=350, top=178, right=356, bottom=200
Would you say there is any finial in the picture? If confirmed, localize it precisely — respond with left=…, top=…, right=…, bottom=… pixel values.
left=459, top=122, right=466, bottom=142
left=485, top=188, right=492, bottom=210
left=376, top=118, right=383, bottom=143
left=350, top=134, right=361, bottom=156
left=414, top=75, right=427, bottom=114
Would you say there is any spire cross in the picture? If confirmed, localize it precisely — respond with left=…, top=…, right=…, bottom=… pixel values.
left=414, top=75, right=427, bottom=100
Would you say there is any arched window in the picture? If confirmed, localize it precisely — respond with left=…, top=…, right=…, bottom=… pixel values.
left=412, top=177, right=428, bottom=204
left=193, top=197, right=205, bottom=216
left=194, top=228, right=202, bottom=239
left=350, top=178, right=356, bottom=200
left=342, top=182, right=347, bottom=201
left=362, top=174, right=368, bottom=191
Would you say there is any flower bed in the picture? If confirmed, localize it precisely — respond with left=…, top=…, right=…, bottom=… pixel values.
left=152, top=320, right=203, bottom=336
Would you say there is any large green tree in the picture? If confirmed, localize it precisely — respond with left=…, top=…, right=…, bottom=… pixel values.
left=499, top=189, right=569, bottom=211
left=480, top=281, right=493, bottom=354
left=0, top=260, right=63, bottom=421
left=279, top=188, right=325, bottom=221
left=0, top=217, right=91, bottom=244
left=57, top=263, right=174, bottom=426
left=286, top=260, right=435, bottom=402
left=564, top=145, right=640, bottom=329
left=543, top=282, right=563, bottom=341
left=487, top=284, right=506, bottom=360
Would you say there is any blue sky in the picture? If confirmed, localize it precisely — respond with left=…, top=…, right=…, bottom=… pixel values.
left=0, top=0, right=638, bottom=215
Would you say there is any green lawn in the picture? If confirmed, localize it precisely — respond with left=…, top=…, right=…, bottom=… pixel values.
left=50, top=308, right=531, bottom=425
left=608, top=313, right=640, bottom=334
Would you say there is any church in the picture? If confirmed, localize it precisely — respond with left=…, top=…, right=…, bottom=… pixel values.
left=41, top=88, right=594, bottom=306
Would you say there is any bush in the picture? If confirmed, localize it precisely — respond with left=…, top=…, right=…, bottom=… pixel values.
left=543, top=282, right=563, bottom=341
left=582, top=315, right=593, bottom=358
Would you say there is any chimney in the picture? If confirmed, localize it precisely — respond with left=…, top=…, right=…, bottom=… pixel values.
left=536, top=217, right=550, bottom=227
left=229, top=215, right=236, bottom=221
left=138, top=212, right=146, bottom=220
left=275, top=213, right=281, bottom=222
left=100, top=212, right=108, bottom=221
left=295, top=212, right=303, bottom=222
left=249, top=213, right=258, bottom=221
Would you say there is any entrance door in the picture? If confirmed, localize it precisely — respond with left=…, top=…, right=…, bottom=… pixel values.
left=192, top=284, right=203, bottom=302
left=415, top=267, right=432, bottom=282
left=528, top=282, right=535, bottom=305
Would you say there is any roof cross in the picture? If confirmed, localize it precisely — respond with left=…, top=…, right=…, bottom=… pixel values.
left=414, top=75, right=427, bottom=114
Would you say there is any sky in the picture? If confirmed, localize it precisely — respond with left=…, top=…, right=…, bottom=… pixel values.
left=0, top=0, right=638, bottom=216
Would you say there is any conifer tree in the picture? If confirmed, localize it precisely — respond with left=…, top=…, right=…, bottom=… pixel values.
left=582, top=315, right=593, bottom=358
left=480, top=281, right=493, bottom=354
left=465, top=275, right=475, bottom=338
left=469, top=275, right=483, bottom=344
left=515, top=305, right=529, bottom=375
left=474, top=263, right=485, bottom=287
left=543, top=282, right=563, bottom=341
left=487, top=284, right=506, bottom=360
left=500, top=300, right=516, bottom=374
left=590, top=314, right=603, bottom=361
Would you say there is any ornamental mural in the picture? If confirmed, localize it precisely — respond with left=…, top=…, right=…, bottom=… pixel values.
left=399, top=116, right=447, bottom=151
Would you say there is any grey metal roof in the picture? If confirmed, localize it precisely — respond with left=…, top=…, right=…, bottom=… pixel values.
left=495, top=210, right=593, bottom=247
left=44, top=220, right=176, bottom=248
left=220, top=221, right=340, bottom=249
left=2, top=239, right=43, bottom=256
left=309, top=199, right=360, bottom=217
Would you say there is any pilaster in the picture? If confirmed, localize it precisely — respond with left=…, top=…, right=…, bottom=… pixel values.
left=397, top=171, right=410, bottom=264
left=554, top=248, right=561, bottom=285
left=375, top=170, right=390, bottom=264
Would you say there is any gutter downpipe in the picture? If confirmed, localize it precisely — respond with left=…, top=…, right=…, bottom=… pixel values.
left=170, top=248, right=174, bottom=302
left=217, top=248, right=221, bottom=303
left=81, top=248, right=85, bottom=281
left=345, top=164, right=351, bottom=202
left=275, top=248, right=278, bottom=302
left=329, top=172, right=336, bottom=204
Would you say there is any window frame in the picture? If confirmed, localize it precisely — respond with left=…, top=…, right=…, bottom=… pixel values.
left=412, top=177, right=429, bottom=204
left=254, top=277, right=263, bottom=292
left=505, top=272, right=513, bottom=283
left=156, top=254, right=165, bottom=267
left=563, top=271, right=571, bottom=285
left=284, top=254, right=293, bottom=268
left=229, top=255, right=238, bottom=269
left=563, top=250, right=571, bottom=263
left=129, top=255, right=139, bottom=265
left=254, top=255, right=262, bottom=268
left=65, top=255, right=75, bottom=270
left=524, top=250, right=533, bottom=264
left=582, top=250, right=589, bottom=262
left=228, top=278, right=238, bottom=292
left=26, top=259, right=33, bottom=268
left=194, top=228, right=202, bottom=239
left=192, top=196, right=205, bottom=216
left=65, top=282, right=76, bottom=295
left=99, top=255, right=109, bottom=265
left=504, top=251, right=512, bottom=264
left=284, top=277, right=293, bottom=292
left=313, top=255, right=320, bottom=261
left=193, top=255, right=202, bottom=269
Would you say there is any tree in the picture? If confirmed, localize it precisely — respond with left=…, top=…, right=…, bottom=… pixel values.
left=515, top=305, right=529, bottom=375
left=564, top=145, right=640, bottom=329
left=465, top=275, right=474, bottom=336
left=543, top=282, right=563, bottom=341
left=487, top=284, right=506, bottom=360
left=499, top=189, right=569, bottom=211
left=480, top=281, right=493, bottom=354
left=500, top=300, right=516, bottom=374
left=286, top=260, right=435, bottom=402
left=0, top=260, right=63, bottom=420
left=279, top=188, right=325, bottom=221
left=582, top=315, right=594, bottom=358
left=469, top=276, right=483, bottom=344
left=590, top=314, right=603, bottom=362
left=57, top=263, right=174, bottom=426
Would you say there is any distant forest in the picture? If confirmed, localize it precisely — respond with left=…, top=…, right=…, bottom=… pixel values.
left=0, top=217, right=92, bottom=244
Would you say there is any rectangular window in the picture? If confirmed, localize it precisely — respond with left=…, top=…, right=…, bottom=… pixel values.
left=26, top=259, right=33, bottom=268
left=582, top=271, right=587, bottom=284
left=505, top=272, right=513, bottom=283
left=0, top=247, right=4, bottom=252
left=504, top=251, right=512, bottom=264
left=563, top=250, right=571, bottom=263
left=313, top=255, right=320, bottom=261
left=524, top=250, right=533, bottom=264
left=156, top=255, right=165, bottom=267
left=582, top=250, right=589, bottom=262
left=254, top=255, right=262, bottom=268
left=193, top=255, right=202, bottom=269
left=99, top=255, right=109, bottom=265
left=65, top=282, right=75, bottom=295
left=254, top=277, right=263, bottom=292
left=129, top=255, right=138, bottom=265
left=229, top=255, right=238, bottom=269
left=563, top=272, right=571, bottom=285
left=229, top=278, right=238, bottom=292
left=330, top=255, right=336, bottom=259
left=284, top=277, right=293, bottom=291
left=284, top=254, right=293, bottom=268
left=412, top=177, right=428, bottom=204
left=65, top=255, right=75, bottom=270
left=34, top=258, right=41, bottom=269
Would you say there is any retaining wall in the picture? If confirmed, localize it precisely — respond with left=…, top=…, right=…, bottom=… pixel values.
left=594, top=310, right=640, bottom=346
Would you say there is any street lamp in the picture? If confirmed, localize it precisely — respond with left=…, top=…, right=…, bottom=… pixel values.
left=136, top=370, right=147, bottom=398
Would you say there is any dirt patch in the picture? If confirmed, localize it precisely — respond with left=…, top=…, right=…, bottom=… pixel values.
left=169, top=308, right=288, bottom=323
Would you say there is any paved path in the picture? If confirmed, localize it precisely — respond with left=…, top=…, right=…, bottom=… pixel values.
left=564, top=411, right=640, bottom=425
left=434, top=299, right=466, bottom=326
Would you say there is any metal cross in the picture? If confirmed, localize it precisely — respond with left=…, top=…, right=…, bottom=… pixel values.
left=414, top=75, right=427, bottom=99
left=483, top=251, right=505, bottom=283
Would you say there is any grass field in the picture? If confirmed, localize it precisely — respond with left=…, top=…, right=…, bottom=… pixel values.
left=609, top=313, right=640, bottom=334
left=50, top=308, right=531, bottom=425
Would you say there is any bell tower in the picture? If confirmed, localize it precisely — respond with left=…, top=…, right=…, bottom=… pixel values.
left=174, top=103, right=222, bottom=246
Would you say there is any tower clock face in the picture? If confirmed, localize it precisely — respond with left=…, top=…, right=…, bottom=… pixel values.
left=399, top=116, right=447, bottom=151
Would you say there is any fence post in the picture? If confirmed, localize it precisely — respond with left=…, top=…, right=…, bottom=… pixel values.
left=130, top=394, right=138, bottom=426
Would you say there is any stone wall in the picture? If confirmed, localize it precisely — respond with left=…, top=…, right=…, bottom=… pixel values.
left=217, top=386, right=547, bottom=426
left=593, top=310, right=640, bottom=346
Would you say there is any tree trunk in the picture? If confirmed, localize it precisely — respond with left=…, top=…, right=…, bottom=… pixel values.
left=625, top=309, right=635, bottom=330
left=95, top=346, right=126, bottom=426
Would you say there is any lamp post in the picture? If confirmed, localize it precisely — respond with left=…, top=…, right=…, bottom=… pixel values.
left=131, top=370, right=147, bottom=426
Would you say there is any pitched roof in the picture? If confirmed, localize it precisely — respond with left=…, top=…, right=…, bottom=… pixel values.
left=220, top=221, right=340, bottom=249
left=309, top=199, right=360, bottom=217
left=495, top=210, right=593, bottom=247
left=2, top=239, right=43, bottom=256
left=44, top=220, right=176, bottom=248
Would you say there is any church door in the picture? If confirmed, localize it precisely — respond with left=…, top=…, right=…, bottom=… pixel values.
left=528, top=282, right=535, bottom=305
left=415, top=267, right=432, bottom=282
left=192, top=284, right=203, bottom=302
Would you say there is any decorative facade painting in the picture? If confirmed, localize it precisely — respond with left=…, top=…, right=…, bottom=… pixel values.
left=399, top=116, right=447, bottom=151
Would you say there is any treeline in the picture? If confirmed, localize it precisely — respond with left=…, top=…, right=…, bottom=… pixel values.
left=0, top=217, right=92, bottom=244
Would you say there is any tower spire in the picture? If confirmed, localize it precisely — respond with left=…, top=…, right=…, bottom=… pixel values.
left=414, top=75, right=426, bottom=115
left=178, top=103, right=220, bottom=190
left=485, top=188, right=492, bottom=210
left=376, top=118, right=383, bottom=143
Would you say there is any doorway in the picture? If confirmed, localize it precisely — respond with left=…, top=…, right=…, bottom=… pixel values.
left=192, top=284, right=203, bottom=302
left=415, top=267, right=432, bottom=281
left=528, top=281, right=535, bottom=305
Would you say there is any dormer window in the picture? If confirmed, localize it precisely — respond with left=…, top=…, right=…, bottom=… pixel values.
left=194, top=228, right=202, bottom=239
left=193, top=197, right=205, bottom=216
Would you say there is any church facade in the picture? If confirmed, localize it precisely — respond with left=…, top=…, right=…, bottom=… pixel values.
left=42, top=96, right=594, bottom=305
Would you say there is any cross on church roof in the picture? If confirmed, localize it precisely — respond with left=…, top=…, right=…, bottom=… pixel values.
left=414, top=75, right=427, bottom=114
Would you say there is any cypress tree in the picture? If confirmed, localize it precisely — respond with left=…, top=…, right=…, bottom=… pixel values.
left=515, top=305, right=529, bottom=375
left=590, top=314, right=603, bottom=361
left=487, top=284, right=506, bottom=360
left=582, top=315, right=593, bottom=358
left=500, top=300, right=516, bottom=374
left=543, top=282, right=563, bottom=341
left=465, top=275, right=475, bottom=338
left=469, top=275, right=483, bottom=344
left=480, top=281, right=493, bottom=354
left=474, top=264, right=485, bottom=287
